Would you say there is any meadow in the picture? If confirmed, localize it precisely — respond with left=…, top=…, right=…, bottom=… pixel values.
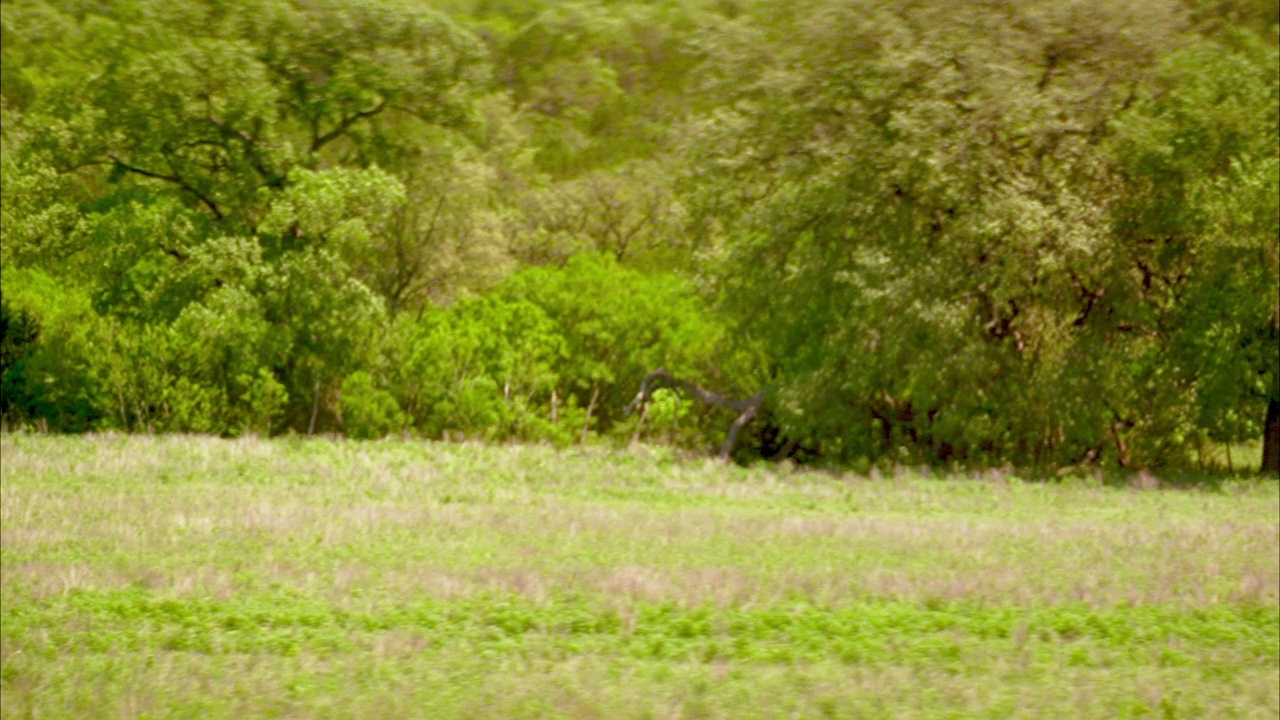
left=1, top=433, right=1276, bottom=719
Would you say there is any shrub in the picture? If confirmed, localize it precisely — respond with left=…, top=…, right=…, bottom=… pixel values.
left=341, top=371, right=408, bottom=439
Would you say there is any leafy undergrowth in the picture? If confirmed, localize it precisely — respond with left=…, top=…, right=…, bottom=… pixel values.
left=2, top=433, right=1277, bottom=718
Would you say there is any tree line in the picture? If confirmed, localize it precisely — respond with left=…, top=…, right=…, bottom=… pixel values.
left=2, top=0, right=1277, bottom=472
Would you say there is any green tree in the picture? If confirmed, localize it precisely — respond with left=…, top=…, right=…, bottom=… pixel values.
left=497, top=253, right=727, bottom=444
left=1108, top=31, right=1280, bottom=471
left=676, top=0, right=1269, bottom=467
left=1, top=0, right=487, bottom=434
left=402, top=295, right=565, bottom=440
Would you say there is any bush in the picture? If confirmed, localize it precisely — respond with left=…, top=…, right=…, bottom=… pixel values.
left=238, top=369, right=289, bottom=437
left=341, top=371, right=408, bottom=439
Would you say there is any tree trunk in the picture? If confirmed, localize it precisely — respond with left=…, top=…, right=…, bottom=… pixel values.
left=308, top=378, right=321, bottom=436
left=1262, top=397, right=1280, bottom=476
left=581, top=385, right=599, bottom=444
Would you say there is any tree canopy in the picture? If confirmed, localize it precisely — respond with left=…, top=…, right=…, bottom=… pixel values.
left=2, top=0, right=1277, bottom=472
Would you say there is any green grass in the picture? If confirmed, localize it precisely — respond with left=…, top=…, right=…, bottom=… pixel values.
left=2, top=434, right=1277, bottom=719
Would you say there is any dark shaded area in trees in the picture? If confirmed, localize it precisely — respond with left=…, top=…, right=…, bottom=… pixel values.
left=1264, top=398, right=1280, bottom=476
left=0, top=297, right=40, bottom=419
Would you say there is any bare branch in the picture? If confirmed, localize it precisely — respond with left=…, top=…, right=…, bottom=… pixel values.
left=627, top=367, right=767, bottom=460
left=108, top=156, right=224, bottom=220
left=204, top=114, right=281, bottom=184
left=311, top=99, right=388, bottom=153
left=719, top=389, right=767, bottom=460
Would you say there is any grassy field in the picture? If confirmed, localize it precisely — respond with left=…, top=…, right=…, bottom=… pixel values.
left=1, top=433, right=1276, bottom=719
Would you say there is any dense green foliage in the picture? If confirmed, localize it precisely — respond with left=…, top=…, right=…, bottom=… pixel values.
left=2, top=434, right=1277, bottom=717
left=1, top=0, right=1277, bottom=469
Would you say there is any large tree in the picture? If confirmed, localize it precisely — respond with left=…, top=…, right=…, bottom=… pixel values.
left=678, top=0, right=1277, bottom=469
left=1, top=0, right=486, bottom=431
